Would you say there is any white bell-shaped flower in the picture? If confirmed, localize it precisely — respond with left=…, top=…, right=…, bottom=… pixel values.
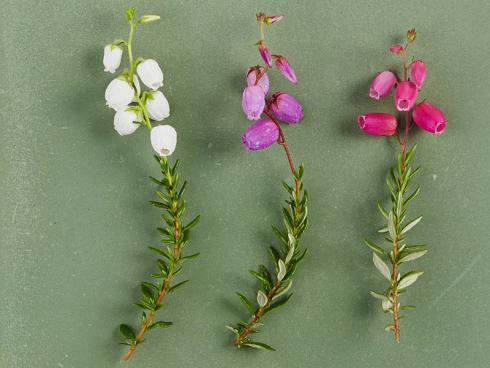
left=150, top=125, right=177, bottom=156
left=132, top=74, right=141, bottom=102
left=137, top=59, right=163, bottom=90
left=113, top=108, right=141, bottom=136
left=146, top=91, right=170, bottom=121
left=105, top=78, right=134, bottom=111
left=103, top=44, right=123, bottom=73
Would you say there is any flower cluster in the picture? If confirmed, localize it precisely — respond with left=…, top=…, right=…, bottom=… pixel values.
left=228, top=13, right=309, bottom=352
left=103, top=7, right=176, bottom=156
left=358, top=29, right=446, bottom=343
left=241, top=12, right=303, bottom=151
left=359, top=30, right=446, bottom=137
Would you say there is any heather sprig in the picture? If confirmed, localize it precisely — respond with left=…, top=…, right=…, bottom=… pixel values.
left=358, top=29, right=446, bottom=342
left=228, top=12, right=308, bottom=351
left=103, top=8, right=200, bottom=361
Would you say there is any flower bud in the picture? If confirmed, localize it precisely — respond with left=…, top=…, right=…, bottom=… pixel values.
left=258, top=40, right=272, bottom=68
left=146, top=91, right=170, bottom=121
left=137, top=59, right=163, bottom=90
left=242, top=118, right=279, bottom=151
left=357, top=113, right=397, bottom=136
left=105, top=78, right=134, bottom=111
left=394, top=81, right=418, bottom=111
left=114, top=109, right=141, bottom=136
left=275, top=56, right=298, bottom=85
left=103, top=45, right=123, bottom=73
left=140, top=15, right=160, bottom=23
left=269, top=92, right=303, bottom=124
left=150, top=125, right=177, bottom=156
left=407, top=28, right=417, bottom=43
left=369, top=71, right=397, bottom=100
left=265, top=14, right=284, bottom=24
left=242, top=85, right=265, bottom=120
left=410, top=60, right=426, bottom=90
left=412, top=101, right=446, bottom=135
left=389, top=44, right=404, bottom=54
left=246, top=66, right=269, bottom=95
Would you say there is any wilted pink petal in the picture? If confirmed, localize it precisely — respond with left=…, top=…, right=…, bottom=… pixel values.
left=358, top=113, right=398, bottom=136
left=269, top=92, right=303, bottom=124
left=258, top=40, right=272, bottom=68
left=412, top=101, right=446, bottom=134
left=242, top=85, right=265, bottom=120
left=389, top=44, right=404, bottom=54
left=410, top=60, right=426, bottom=90
left=275, top=56, right=298, bottom=85
left=246, top=66, right=269, bottom=95
left=241, top=118, right=279, bottom=150
left=369, top=71, right=397, bottom=100
left=394, top=81, right=418, bottom=111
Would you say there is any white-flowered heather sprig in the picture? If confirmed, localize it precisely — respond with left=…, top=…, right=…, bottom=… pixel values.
left=103, top=7, right=176, bottom=156
left=104, top=8, right=200, bottom=362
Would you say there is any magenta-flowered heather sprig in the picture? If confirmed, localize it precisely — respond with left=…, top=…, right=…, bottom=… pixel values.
left=227, top=12, right=308, bottom=351
left=358, top=29, right=447, bottom=343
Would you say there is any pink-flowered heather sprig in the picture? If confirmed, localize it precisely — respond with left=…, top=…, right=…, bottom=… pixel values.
left=358, top=29, right=446, bottom=343
left=227, top=12, right=308, bottom=352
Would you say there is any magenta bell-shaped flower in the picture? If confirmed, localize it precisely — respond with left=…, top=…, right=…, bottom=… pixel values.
left=358, top=113, right=398, bottom=136
left=242, top=118, right=280, bottom=150
left=242, top=85, right=265, bottom=120
left=269, top=92, right=303, bottom=124
left=274, top=56, right=298, bottom=85
left=394, top=81, right=418, bottom=111
left=412, top=101, right=446, bottom=135
left=246, top=66, right=269, bottom=95
left=258, top=40, right=273, bottom=68
left=369, top=71, right=397, bottom=100
left=410, top=60, right=426, bottom=90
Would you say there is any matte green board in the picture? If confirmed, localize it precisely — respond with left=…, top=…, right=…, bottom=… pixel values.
left=1, top=0, right=489, bottom=367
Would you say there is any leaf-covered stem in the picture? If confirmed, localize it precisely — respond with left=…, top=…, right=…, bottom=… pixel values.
left=230, top=147, right=308, bottom=349
left=119, top=156, right=200, bottom=361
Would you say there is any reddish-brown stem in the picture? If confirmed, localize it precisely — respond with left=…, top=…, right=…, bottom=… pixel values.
left=121, top=202, right=181, bottom=361
left=263, top=110, right=297, bottom=176
left=233, top=282, right=281, bottom=345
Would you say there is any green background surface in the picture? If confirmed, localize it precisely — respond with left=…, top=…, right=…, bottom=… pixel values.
left=2, top=0, right=489, bottom=367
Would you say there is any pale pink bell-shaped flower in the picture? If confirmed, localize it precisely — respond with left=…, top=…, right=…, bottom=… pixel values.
left=242, top=118, right=280, bottom=151
left=394, top=81, right=418, bottom=111
left=369, top=71, right=397, bottom=100
left=258, top=40, right=272, bottom=68
left=246, top=66, right=269, bottom=95
left=410, top=60, right=426, bottom=90
left=269, top=92, right=303, bottom=124
left=389, top=44, right=404, bottom=54
left=412, top=101, right=446, bottom=135
left=275, top=56, right=298, bottom=85
left=358, top=113, right=398, bottom=136
left=242, top=85, right=265, bottom=120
